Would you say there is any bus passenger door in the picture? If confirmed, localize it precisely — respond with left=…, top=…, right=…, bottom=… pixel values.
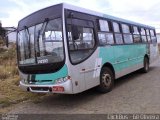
left=66, top=18, right=99, bottom=93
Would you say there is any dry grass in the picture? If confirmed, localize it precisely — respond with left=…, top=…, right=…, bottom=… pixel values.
left=0, top=43, right=18, bottom=80
left=0, top=38, right=5, bottom=46
left=0, top=77, right=44, bottom=109
left=0, top=41, right=46, bottom=113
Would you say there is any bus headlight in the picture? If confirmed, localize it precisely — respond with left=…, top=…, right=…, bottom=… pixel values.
left=54, top=77, right=68, bottom=84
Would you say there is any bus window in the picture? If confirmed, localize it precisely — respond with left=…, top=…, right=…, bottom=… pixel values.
left=35, top=19, right=64, bottom=59
left=98, top=20, right=114, bottom=45
left=68, top=26, right=95, bottom=50
left=113, top=22, right=120, bottom=33
left=18, top=30, right=26, bottom=63
left=99, top=20, right=109, bottom=32
left=133, top=26, right=141, bottom=43
left=115, top=34, right=123, bottom=44
left=146, top=29, right=151, bottom=43
left=141, top=28, right=147, bottom=43
left=122, top=24, right=130, bottom=33
left=98, top=32, right=114, bottom=45
left=28, top=26, right=35, bottom=58
left=67, top=19, right=95, bottom=64
left=122, top=24, right=133, bottom=44
left=18, top=18, right=64, bottom=65
left=150, top=30, right=157, bottom=43
left=113, top=22, right=123, bottom=44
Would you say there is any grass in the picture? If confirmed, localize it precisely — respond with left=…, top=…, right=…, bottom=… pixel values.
left=0, top=40, right=46, bottom=113
left=0, top=43, right=18, bottom=80
left=0, top=38, right=5, bottom=46
left=0, top=77, right=45, bottom=109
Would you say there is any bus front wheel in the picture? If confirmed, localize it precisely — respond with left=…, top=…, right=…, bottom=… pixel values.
left=97, top=67, right=114, bottom=93
left=142, top=57, right=149, bottom=73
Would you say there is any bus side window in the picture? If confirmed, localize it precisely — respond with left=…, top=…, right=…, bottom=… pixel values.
left=122, top=24, right=133, bottom=44
left=98, top=20, right=114, bottom=45
left=146, top=29, right=151, bottom=43
left=141, top=28, right=147, bottom=43
left=68, top=25, right=95, bottom=50
left=150, top=30, right=157, bottom=43
left=133, top=26, right=141, bottom=43
left=67, top=18, right=96, bottom=64
left=113, top=22, right=123, bottom=44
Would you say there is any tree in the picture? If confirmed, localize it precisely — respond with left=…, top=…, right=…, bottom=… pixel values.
left=0, top=21, right=6, bottom=40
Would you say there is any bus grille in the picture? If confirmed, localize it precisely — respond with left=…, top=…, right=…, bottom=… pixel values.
left=30, top=87, right=50, bottom=91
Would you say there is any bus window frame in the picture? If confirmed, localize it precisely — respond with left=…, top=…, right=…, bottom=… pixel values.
left=140, top=28, right=148, bottom=43
left=17, top=17, right=66, bottom=74
left=112, top=21, right=124, bottom=45
left=150, top=29, right=157, bottom=44
left=132, top=26, right=142, bottom=43
left=146, top=29, right=152, bottom=43
left=97, top=19, right=115, bottom=45
left=121, top=23, right=134, bottom=44
left=65, top=12, right=97, bottom=65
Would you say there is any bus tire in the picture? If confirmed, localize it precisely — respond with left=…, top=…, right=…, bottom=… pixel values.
left=97, top=67, right=114, bottom=93
left=142, top=57, right=149, bottom=73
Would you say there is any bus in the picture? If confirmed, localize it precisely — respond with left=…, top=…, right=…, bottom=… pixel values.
left=17, top=3, right=159, bottom=94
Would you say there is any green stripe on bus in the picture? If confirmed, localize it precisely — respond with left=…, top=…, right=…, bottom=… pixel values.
left=35, top=64, right=68, bottom=81
left=99, top=44, right=147, bottom=72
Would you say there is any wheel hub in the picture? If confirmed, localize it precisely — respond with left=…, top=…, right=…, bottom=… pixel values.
left=102, top=73, right=111, bottom=87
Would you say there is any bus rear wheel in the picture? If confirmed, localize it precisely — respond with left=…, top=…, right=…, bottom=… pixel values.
left=97, top=67, right=114, bottom=93
left=142, top=57, right=149, bottom=73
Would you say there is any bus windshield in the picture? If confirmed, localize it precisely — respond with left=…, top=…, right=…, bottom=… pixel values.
left=17, top=18, right=64, bottom=65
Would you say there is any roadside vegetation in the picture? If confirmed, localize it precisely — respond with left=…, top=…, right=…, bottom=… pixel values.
left=0, top=39, right=45, bottom=113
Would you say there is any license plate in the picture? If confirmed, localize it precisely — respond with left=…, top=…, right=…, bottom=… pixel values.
left=52, top=86, right=64, bottom=92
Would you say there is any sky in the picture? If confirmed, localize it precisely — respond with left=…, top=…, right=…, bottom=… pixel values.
left=0, top=0, right=160, bottom=32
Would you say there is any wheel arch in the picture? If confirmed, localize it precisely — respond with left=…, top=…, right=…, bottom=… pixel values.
left=101, top=62, right=115, bottom=79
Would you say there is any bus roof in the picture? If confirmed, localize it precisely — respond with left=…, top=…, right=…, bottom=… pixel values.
left=63, top=3, right=154, bottom=29
left=18, top=3, right=155, bottom=30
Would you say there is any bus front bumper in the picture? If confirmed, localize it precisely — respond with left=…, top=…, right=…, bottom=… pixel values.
left=19, top=80, right=73, bottom=94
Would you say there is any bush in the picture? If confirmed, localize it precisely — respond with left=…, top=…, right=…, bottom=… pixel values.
left=0, top=43, right=18, bottom=80
left=0, top=38, right=5, bottom=46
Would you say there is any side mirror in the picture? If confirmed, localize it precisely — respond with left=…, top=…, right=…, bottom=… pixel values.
left=72, top=25, right=79, bottom=40
left=5, top=36, right=9, bottom=47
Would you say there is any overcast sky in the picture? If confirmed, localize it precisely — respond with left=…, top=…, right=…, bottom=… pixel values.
left=0, top=0, right=160, bottom=32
